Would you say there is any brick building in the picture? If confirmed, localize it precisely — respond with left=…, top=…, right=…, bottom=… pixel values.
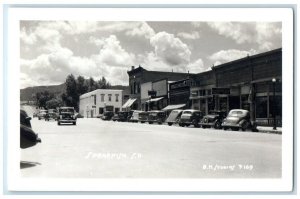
left=125, top=66, right=193, bottom=110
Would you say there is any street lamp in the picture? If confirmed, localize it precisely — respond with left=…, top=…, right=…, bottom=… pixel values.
left=272, top=78, right=277, bottom=130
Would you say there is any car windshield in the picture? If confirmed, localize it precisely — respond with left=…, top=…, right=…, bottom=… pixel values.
left=60, top=108, right=74, bottom=113
left=228, top=111, right=244, bottom=117
left=183, top=111, right=192, bottom=114
left=104, top=112, right=113, bottom=116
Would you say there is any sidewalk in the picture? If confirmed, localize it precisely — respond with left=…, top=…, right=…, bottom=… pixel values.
left=257, top=126, right=282, bottom=134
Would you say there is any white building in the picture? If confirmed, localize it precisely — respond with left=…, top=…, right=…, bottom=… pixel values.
left=79, top=89, right=123, bottom=118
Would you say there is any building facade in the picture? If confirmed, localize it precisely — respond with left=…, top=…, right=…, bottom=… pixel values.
left=79, top=89, right=123, bottom=118
left=126, top=66, right=193, bottom=110
left=190, top=48, right=282, bottom=126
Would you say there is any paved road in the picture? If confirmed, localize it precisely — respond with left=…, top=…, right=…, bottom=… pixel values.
left=21, top=118, right=282, bottom=178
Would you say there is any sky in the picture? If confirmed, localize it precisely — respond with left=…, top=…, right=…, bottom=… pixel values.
left=20, top=21, right=282, bottom=89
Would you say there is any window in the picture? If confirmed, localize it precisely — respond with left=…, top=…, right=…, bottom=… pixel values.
left=108, top=94, right=112, bottom=101
left=99, top=108, right=104, bottom=114
left=115, top=94, right=119, bottom=102
left=93, top=95, right=96, bottom=105
left=101, top=94, right=105, bottom=102
left=256, top=96, right=268, bottom=118
left=115, top=108, right=120, bottom=113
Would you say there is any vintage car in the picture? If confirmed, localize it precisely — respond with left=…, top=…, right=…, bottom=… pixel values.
left=112, top=113, right=119, bottom=121
left=221, top=109, right=258, bottom=131
left=57, top=107, right=77, bottom=125
left=20, top=109, right=41, bottom=149
left=101, top=111, right=114, bottom=121
left=147, top=111, right=167, bottom=124
left=165, top=109, right=183, bottom=126
left=130, top=110, right=143, bottom=123
left=138, top=111, right=149, bottom=123
left=199, top=110, right=227, bottom=129
left=37, top=109, right=48, bottom=120
left=116, top=111, right=130, bottom=122
left=179, top=109, right=203, bottom=128
left=45, top=109, right=58, bottom=121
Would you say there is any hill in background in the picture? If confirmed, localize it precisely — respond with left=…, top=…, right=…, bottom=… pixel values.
left=20, top=83, right=130, bottom=102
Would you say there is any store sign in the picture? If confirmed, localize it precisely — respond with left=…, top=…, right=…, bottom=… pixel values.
left=212, top=88, right=230, bottom=95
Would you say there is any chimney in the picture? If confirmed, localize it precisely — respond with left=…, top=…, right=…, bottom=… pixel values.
left=131, top=66, right=135, bottom=70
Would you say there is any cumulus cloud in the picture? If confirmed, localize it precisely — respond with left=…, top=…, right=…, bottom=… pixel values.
left=187, top=58, right=206, bottom=73
left=208, top=49, right=257, bottom=66
left=150, top=31, right=191, bottom=66
left=92, top=35, right=135, bottom=67
left=207, top=22, right=281, bottom=51
left=125, top=22, right=155, bottom=39
left=177, top=31, right=200, bottom=40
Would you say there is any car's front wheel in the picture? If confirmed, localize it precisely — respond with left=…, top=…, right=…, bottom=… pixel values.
left=214, top=121, right=222, bottom=129
left=168, top=122, right=172, bottom=126
left=57, top=122, right=61, bottom=125
left=73, top=122, right=76, bottom=125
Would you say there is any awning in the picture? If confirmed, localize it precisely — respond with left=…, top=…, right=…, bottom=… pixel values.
left=162, top=104, right=186, bottom=111
left=145, top=97, right=164, bottom=103
left=122, top=98, right=137, bottom=108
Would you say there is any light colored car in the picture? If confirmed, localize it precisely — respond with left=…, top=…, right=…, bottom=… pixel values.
left=221, top=109, right=257, bottom=131
left=130, top=110, right=143, bottom=123
left=37, top=110, right=48, bottom=120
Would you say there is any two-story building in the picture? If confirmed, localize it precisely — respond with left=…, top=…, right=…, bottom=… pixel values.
left=79, top=89, right=123, bottom=118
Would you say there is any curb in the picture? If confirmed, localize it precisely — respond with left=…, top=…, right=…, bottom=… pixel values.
left=257, top=128, right=282, bottom=134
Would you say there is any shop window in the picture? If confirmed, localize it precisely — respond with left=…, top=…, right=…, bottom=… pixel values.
left=229, top=96, right=240, bottom=110
left=256, top=96, right=268, bottom=118
left=208, top=97, right=215, bottom=112
left=241, top=95, right=250, bottom=111
left=219, top=97, right=228, bottom=112
left=269, top=95, right=282, bottom=118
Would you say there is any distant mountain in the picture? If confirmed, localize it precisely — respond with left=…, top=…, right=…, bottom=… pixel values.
left=20, top=84, right=66, bottom=101
left=20, top=83, right=130, bottom=101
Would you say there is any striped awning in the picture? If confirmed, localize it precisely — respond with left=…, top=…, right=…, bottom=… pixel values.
left=162, top=104, right=186, bottom=111
left=122, top=98, right=137, bottom=108
left=145, top=97, right=164, bottom=103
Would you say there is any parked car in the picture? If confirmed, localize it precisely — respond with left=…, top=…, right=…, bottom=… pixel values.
left=147, top=111, right=167, bottom=124
left=57, top=107, right=77, bottom=125
left=138, top=111, right=149, bottom=123
left=37, top=109, right=48, bottom=120
left=179, top=109, right=203, bottom=127
left=45, top=109, right=58, bottom=121
left=112, top=113, right=119, bottom=121
left=20, top=109, right=41, bottom=149
left=165, top=109, right=183, bottom=126
left=116, top=111, right=130, bottom=122
left=199, top=110, right=227, bottom=129
left=130, top=110, right=142, bottom=123
left=221, top=109, right=258, bottom=131
left=102, top=111, right=114, bottom=121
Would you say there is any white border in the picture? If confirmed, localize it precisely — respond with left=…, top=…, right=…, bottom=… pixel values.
left=6, top=7, right=294, bottom=192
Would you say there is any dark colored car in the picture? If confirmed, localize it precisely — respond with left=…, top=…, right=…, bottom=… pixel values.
left=37, top=110, right=48, bottom=120
left=148, top=111, right=167, bottom=124
left=138, top=111, right=149, bottom=123
left=45, top=109, right=58, bottom=121
left=221, top=109, right=258, bottom=132
left=20, top=109, right=41, bottom=149
left=57, top=107, right=77, bottom=125
left=102, top=111, right=114, bottom=121
left=179, top=109, right=203, bottom=128
left=165, top=109, right=183, bottom=126
left=116, top=111, right=130, bottom=122
left=199, top=110, right=227, bottom=129
left=112, top=113, right=119, bottom=121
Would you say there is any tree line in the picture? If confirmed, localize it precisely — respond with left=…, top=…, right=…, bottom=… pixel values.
left=34, top=75, right=111, bottom=111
